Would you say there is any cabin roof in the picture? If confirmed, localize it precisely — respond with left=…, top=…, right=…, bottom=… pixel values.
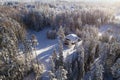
left=65, top=34, right=79, bottom=41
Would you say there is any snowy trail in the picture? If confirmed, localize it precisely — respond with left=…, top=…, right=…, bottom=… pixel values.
left=28, top=28, right=58, bottom=70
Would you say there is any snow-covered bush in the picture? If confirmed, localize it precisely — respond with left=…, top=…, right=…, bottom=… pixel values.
left=47, top=29, right=57, bottom=39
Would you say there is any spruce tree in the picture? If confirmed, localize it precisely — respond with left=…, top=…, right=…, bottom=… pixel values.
left=57, top=26, right=65, bottom=42
left=58, top=40, right=64, bottom=67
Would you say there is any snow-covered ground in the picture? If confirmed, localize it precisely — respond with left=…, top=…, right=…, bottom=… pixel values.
left=26, top=28, right=76, bottom=79
left=98, top=15, right=120, bottom=37
left=100, top=24, right=120, bottom=32
left=28, top=28, right=58, bottom=70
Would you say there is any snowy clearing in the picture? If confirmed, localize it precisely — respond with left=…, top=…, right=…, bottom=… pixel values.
left=28, top=28, right=58, bottom=70
left=28, top=28, right=76, bottom=74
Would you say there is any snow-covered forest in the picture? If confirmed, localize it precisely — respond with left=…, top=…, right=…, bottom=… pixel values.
left=0, top=1, right=120, bottom=80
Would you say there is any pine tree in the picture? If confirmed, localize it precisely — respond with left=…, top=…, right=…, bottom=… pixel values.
left=79, top=47, right=85, bottom=80
left=58, top=40, right=64, bottom=67
left=76, top=44, right=85, bottom=80
left=52, top=48, right=57, bottom=61
left=50, top=56, right=55, bottom=72
left=51, top=48, right=58, bottom=72
left=31, top=34, right=39, bottom=64
left=57, top=26, right=65, bottom=42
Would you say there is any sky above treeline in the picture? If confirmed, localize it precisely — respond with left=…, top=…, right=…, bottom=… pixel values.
left=0, top=0, right=120, bottom=2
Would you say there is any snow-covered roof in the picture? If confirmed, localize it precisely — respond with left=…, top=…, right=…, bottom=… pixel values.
left=65, top=34, right=79, bottom=41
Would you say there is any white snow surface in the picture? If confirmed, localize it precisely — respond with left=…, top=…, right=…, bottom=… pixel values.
left=115, top=14, right=120, bottom=20
left=28, top=28, right=57, bottom=69
left=100, top=24, right=120, bottom=35
left=27, top=28, right=76, bottom=79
